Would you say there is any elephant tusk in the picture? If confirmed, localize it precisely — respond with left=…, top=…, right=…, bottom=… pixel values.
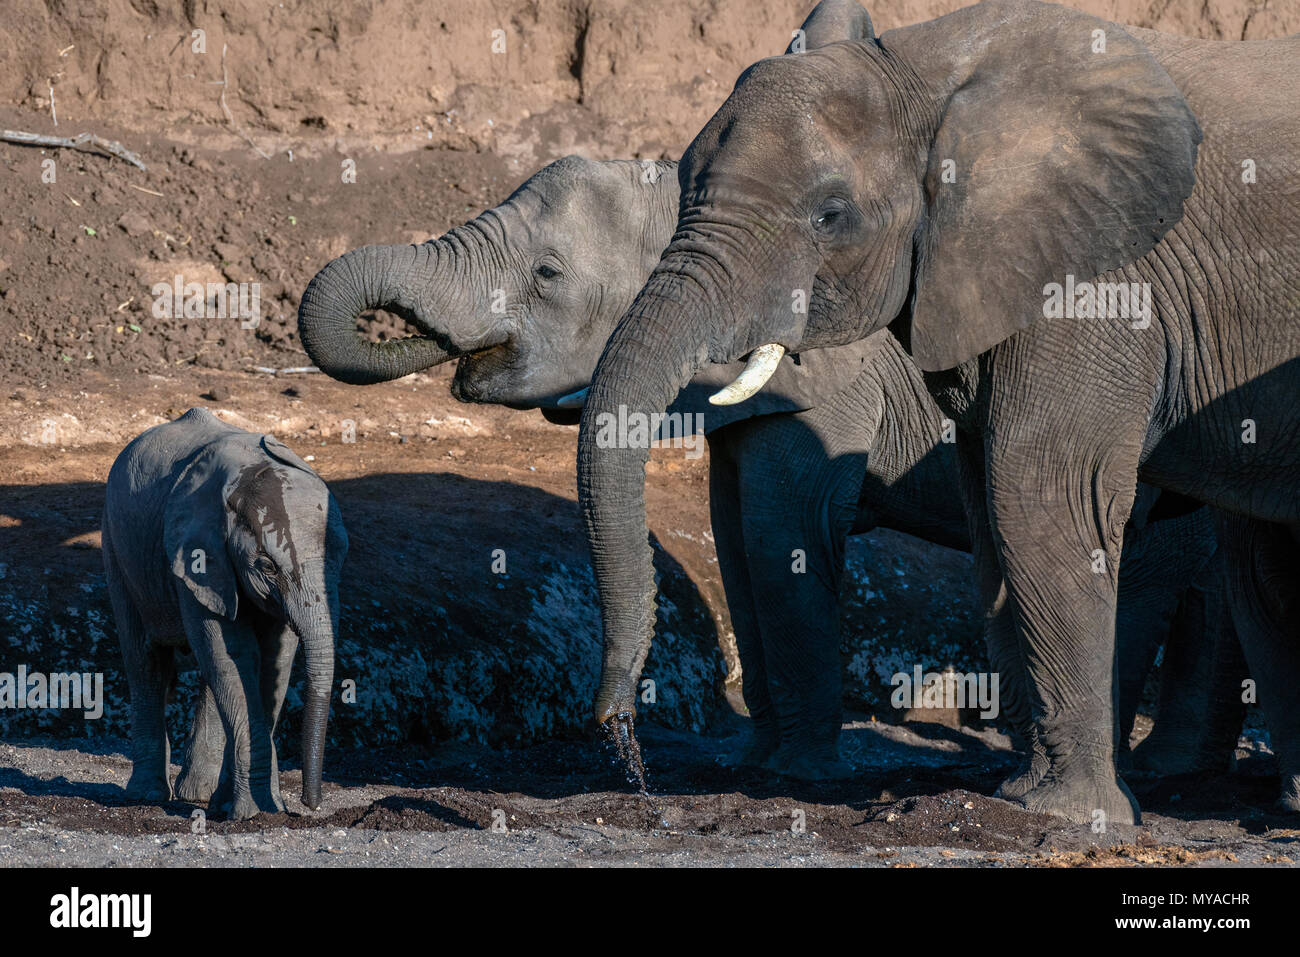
left=555, top=387, right=589, bottom=409
left=708, top=344, right=786, bottom=405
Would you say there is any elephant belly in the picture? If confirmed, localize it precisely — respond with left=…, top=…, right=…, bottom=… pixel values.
left=1140, top=358, right=1300, bottom=525
left=134, top=587, right=187, bottom=646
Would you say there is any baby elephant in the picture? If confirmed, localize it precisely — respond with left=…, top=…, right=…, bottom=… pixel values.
left=103, top=408, right=347, bottom=819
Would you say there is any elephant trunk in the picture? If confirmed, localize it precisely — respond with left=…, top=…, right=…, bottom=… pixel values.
left=296, top=595, right=337, bottom=811
left=577, top=268, right=718, bottom=727
left=298, top=231, right=506, bottom=386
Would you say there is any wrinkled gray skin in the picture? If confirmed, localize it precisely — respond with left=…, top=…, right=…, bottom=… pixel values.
left=298, top=1, right=1245, bottom=784
left=103, top=408, right=347, bottom=819
left=297, top=185, right=1239, bottom=776
left=577, top=0, right=1300, bottom=822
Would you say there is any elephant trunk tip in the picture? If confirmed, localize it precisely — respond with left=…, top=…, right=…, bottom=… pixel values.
left=301, top=781, right=322, bottom=812
left=595, top=684, right=637, bottom=728
left=299, top=690, right=331, bottom=813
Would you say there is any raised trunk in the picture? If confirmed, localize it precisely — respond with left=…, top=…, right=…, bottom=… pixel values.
left=577, top=271, right=719, bottom=726
left=298, top=231, right=505, bottom=385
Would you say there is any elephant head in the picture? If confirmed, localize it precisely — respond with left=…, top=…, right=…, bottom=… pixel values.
left=299, top=1, right=882, bottom=428
left=165, top=435, right=348, bottom=810
left=577, top=0, right=1200, bottom=726
left=298, top=156, right=676, bottom=412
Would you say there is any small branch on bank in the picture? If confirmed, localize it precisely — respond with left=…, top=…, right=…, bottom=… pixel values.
left=220, top=43, right=272, bottom=160
left=248, top=366, right=322, bottom=376
left=0, top=129, right=147, bottom=171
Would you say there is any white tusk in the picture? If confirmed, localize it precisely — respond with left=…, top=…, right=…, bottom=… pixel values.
left=555, top=387, right=589, bottom=409
left=708, top=344, right=786, bottom=406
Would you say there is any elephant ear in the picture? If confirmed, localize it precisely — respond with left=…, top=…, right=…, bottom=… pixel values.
left=262, top=432, right=347, bottom=562
left=260, top=434, right=318, bottom=477
left=787, top=0, right=874, bottom=53
left=906, top=2, right=1200, bottom=372
left=163, top=449, right=240, bottom=619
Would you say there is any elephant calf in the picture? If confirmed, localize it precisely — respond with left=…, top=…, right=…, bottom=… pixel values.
left=103, top=408, right=347, bottom=819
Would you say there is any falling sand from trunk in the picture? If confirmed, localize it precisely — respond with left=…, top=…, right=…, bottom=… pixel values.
left=605, top=714, right=667, bottom=828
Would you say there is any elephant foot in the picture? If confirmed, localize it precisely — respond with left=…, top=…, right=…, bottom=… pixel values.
left=226, top=793, right=262, bottom=821
left=995, top=748, right=1050, bottom=800
left=268, top=772, right=286, bottom=813
left=1277, top=775, right=1300, bottom=814
left=224, top=790, right=283, bottom=821
left=174, top=761, right=224, bottom=804
left=255, top=776, right=286, bottom=815
left=125, top=768, right=172, bottom=803
left=1127, top=737, right=1230, bottom=778
left=1019, top=770, right=1139, bottom=827
left=211, top=768, right=235, bottom=811
left=735, top=716, right=779, bottom=767
left=221, top=777, right=285, bottom=820
left=736, top=734, right=778, bottom=768
left=765, top=745, right=853, bottom=782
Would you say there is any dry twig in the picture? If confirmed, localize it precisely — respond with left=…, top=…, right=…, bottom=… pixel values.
left=0, top=129, right=147, bottom=170
left=220, top=43, right=271, bottom=160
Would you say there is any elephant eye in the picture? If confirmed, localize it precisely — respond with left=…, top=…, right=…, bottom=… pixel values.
left=535, top=263, right=561, bottom=281
left=811, top=197, right=854, bottom=237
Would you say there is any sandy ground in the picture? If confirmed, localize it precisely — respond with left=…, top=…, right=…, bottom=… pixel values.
left=3, top=716, right=1298, bottom=867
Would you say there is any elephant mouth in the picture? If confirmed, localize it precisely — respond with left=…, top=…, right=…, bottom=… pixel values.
left=450, top=345, right=516, bottom=402
left=540, top=407, right=581, bottom=425
left=452, top=346, right=588, bottom=418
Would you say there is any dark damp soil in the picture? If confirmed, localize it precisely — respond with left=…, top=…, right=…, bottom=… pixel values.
left=2, top=724, right=1297, bottom=867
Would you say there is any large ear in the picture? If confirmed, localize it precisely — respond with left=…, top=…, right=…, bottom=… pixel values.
left=260, top=434, right=318, bottom=476
left=902, top=1, right=1200, bottom=371
left=163, top=450, right=240, bottom=619
left=787, top=0, right=874, bottom=53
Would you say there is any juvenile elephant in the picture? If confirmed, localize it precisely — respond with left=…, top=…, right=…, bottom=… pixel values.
left=575, top=0, right=1298, bottom=820
left=298, top=157, right=1238, bottom=787
left=103, top=408, right=347, bottom=819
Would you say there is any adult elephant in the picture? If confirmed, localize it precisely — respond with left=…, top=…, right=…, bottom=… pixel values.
left=575, top=0, right=1298, bottom=822
left=298, top=151, right=1239, bottom=785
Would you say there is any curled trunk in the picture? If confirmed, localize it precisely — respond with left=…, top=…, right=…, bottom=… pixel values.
left=298, top=236, right=504, bottom=385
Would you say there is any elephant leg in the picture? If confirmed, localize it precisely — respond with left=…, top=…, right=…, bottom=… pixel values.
left=1130, top=552, right=1247, bottom=776
left=180, top=605, right=277, bottom=820
left=954, top=434, right=1046, bottom=799
left=1216, top=514, right=1300, bottom=812
left=736, top=425, right=864, bottom=782
left=708, top=435, right=778, bottom=766
left=986, top=440, right=1141, bottom=826
left=174, top=678, right=228, bottom=804
left=257, top=622, right=298, bottom=812
left=106, top=538, right=174, bottom=802
left=1111, top=518, right=1195, bottom=767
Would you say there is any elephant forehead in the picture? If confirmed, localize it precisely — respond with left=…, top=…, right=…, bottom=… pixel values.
left=689, top=49, right=892, bottom=190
